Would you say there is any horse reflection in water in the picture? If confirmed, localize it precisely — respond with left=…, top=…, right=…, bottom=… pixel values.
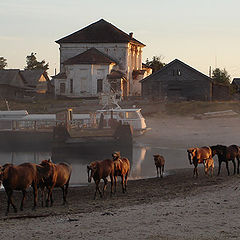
left=187, top=146, right=213, bottom=177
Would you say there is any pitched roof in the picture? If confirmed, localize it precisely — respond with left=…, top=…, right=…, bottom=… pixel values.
left=0, top=69, right=25, bottom=88
left=51, top=72, right=67, bottom=79
left=63, top=48, right=117, bottom=65
left=20, top=69, right=48, bottom=87
left=56, top=19, right=145, bottom=46
left=140, top=59, right=213, bottom=83
left=232, top=78, right=240, bottom=86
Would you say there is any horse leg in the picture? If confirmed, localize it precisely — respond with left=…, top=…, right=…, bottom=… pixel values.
left=94, top=180, right=102, bottom=200
left=160, top=166, right=163, bottom=178
left=196, top=167, right=199, bottom=178
left=110, top=174, right=113, bottom=196
left=237, top=156, right=240, bottom=174
left=218, top=160, right=222, bottom=176
left=32, top=183, right=38, bottom=210
left=156, top=167, right=159, bottom=178
left=114, top=175, right=117, bottom=193
left=41, top=186, right=45, bottom=207
left=226, top=161, right=230, bottom=176
left=124, top=172, right=128, bottom=192
left=20, top=189, right=27, bottom=211
left=5, top=188, right=17, bottom=215
left=63, top=181, right=69, bottom=204
left=121, top=175, right=125, bottom=193
left=232, top=159, right=236, bottom=175
left=102, top=178, right=108, bottom=197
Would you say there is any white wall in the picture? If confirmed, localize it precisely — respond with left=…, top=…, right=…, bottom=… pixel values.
left=56, top=63, right=114, bottom=97
left=58, top=42, right=145, bottom=96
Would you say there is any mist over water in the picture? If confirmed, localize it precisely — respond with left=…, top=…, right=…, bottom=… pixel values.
left=0, top=144, right=190, bottom=186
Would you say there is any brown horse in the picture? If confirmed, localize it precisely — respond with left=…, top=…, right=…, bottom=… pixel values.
left=39, top=159, right=72, bottom=207
left=87, top=159, right=114, bottom=199
left=210, top=144, right=240, bottom=175
left=187, top=146, right=213, bottom=178
left=153, top=154, right=165, bottom=178
left=112, top=151, right=130, bottom=193
left=1, top=162, right=51, bottom=215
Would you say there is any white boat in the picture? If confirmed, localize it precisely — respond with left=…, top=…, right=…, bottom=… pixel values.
left=96, top=108, right=147, bottom=135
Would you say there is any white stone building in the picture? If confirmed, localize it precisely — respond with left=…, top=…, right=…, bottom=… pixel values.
left=53, top=19, right=151, bottom=98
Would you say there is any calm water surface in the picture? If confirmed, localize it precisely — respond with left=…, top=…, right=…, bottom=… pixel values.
left=0, top=144, right=189, bottom=185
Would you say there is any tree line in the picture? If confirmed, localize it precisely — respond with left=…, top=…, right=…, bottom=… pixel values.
left=0, top=53, right=49, bottom=71
left=0, top=53, right=232, bottom=87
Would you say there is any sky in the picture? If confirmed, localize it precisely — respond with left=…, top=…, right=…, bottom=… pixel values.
left=1, top=0, right=240, bottom=79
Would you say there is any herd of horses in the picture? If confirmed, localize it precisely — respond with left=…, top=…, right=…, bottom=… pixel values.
left=0, top=151, right=130, bottom=216
left=0, top=144, right=239, bottom=216
left=187, top=144, right=240, bottom=177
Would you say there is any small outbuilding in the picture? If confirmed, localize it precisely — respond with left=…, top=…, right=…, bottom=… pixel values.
left=140, top=59, right=213, bottom=101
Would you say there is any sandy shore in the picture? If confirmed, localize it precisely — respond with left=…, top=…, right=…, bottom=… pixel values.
left=1, top=115, right=240, bottom=239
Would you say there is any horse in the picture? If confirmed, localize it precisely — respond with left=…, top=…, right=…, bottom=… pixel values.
left=210, top=144, right=240, bottom=175
left=153, top=154, right=165, bottom=178
left=187, top=146, right=213, bottom=178
left=87, top=159, right=114, bottom=200
left=112, top=151, right=130, bottom=193
left=1, top=162, right=51, bottom=215
left=39, top=159, right=72, bottom=207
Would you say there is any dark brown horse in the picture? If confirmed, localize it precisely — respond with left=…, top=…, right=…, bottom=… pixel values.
left=87, top=159, right=114, bottom=199
left=1, top=162, right=51, bottom=215
left=112, top=152, right=130, bottom=193
left=153, top=154, right=165, bottom=178
left=210, top=145, right=240, bottom=175
left=39, top=159, right=72, bottom=207
left=187, top=147, right=213, bottom=178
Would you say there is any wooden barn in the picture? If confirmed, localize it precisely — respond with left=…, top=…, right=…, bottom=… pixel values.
left=0, top=69, right=26, bottom=99
left=140, top=59, right=213, bottom=101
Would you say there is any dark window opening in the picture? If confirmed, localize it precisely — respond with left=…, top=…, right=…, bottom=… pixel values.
left=97, top=79, right=103, bottom=93
left=60, top=83, right=66, bottom=94
left=70, top=79, right=73, bottom=93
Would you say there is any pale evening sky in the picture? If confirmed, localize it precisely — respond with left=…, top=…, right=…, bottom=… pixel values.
left=1, top=0, right=240, bottom=79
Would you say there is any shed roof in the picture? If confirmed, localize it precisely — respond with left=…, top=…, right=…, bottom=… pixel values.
left=56, top=19, right=145, bottom=46
left=63, top=48, right=117, bottom=65
left=20, top=70, right=48, bottom=87
left=0, top=69, right=25, bottom=88
left=140, top=59, right=213, bottom=83
left=232, top=78, right=240, bottom=86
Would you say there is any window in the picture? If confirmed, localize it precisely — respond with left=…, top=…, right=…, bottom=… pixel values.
left=70, top=79, right=73, bottom=93
left=60, top=83, right=66, bottom=94
left=97, top=79, right=103, bottom=93
left=177, top=69, right=181, bottom=76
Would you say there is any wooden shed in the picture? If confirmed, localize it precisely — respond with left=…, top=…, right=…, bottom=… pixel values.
left=140, top=59, right=213, bottom=101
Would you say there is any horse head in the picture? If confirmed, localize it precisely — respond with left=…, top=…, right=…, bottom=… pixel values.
left=187, top=148, right=197, bottom=165
left=112, top=151, right=121, bottom=161
left=87, top=162, right=98, bottom=183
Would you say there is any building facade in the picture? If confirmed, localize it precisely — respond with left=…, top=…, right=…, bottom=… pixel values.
left=53, top=19, right=151, bottom=98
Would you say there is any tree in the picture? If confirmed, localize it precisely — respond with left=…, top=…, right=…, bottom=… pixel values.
left=25, top=52, right=49, bottom=71
left=145, top=55, right=165, bottom=73
left=212, top=68, right=231, bottom=86
left=0, top=56, right=7, bottom=69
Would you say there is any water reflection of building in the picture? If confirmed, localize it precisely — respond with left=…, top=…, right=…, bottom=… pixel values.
left=131, top=146, right=147, bottom=179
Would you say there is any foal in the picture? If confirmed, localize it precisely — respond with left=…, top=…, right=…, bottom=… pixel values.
left=153, top=154, right=165, bottom=178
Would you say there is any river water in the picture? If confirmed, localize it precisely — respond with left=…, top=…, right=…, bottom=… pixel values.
left=0, top=144, right=189, bottom=186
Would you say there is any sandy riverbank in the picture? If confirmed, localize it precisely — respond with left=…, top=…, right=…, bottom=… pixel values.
left=1, top=114, right=240, bottom=239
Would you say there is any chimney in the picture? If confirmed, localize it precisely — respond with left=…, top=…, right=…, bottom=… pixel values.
left=129, top=32, right=133, bottom=38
